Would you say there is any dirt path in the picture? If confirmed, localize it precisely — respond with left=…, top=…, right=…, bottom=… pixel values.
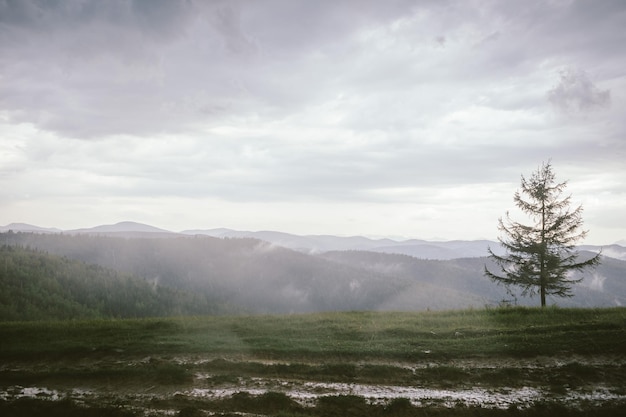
left=2, top=354, right=625, bottom=414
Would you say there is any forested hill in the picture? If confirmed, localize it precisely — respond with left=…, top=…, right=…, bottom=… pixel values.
left=0, top=232, right=407, bottom=315
left=1, top=232, right=625, bottom=319
left=0, top=245, right=217, bottom=321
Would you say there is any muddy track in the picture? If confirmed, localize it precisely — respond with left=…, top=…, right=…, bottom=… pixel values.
left=2, top=354, right=625, bottom=415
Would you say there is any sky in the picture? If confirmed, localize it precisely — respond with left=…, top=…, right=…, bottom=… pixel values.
left=0, top=0, right=625, bottom=245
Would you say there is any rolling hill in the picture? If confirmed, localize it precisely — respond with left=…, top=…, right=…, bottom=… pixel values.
left=0, top=245, right=216, bottom=321
left=2, top=230, right=624, bottom=319
left=2, top=221, right=622, bottom=260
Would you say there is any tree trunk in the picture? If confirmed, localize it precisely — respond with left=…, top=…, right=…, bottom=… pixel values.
left=540, top=195, right=547, bottom=308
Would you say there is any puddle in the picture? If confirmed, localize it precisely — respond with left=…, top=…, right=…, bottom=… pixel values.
left=182, top=378, right=626, bottom=408
left=3, top=354, right=625, bottom=411
left=2, top=382, right=624, bottom=410
left=0, top=386, right=92, bottom=401
left=184, top=383, right=542, bottom=408
left=0, top=386, right=61, bottom=401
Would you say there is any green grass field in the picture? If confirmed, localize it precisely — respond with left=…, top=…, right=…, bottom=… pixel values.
left=1, top=307, right=625, bottom=416
left=2, top=307, right=625, bottom=360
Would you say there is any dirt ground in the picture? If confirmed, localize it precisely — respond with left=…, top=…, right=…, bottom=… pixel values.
left=2, top=354, right=625, bottom=415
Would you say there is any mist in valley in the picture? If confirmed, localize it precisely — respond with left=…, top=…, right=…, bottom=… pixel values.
left=2, top=227, right=624, bottom=320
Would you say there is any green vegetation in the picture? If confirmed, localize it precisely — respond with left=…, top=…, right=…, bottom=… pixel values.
left=3, top=395, right=625, bottom=417
left=1, top=308, right=625, bottom=416
left=0, top=245, right=217, bottom=320
left=2, top=308, right=624, bottom=360
left=486, top=161, right=600, bottom=307
left=1, top=229, right=624, bottom=416
left=5, top=231, right=626, bottom=315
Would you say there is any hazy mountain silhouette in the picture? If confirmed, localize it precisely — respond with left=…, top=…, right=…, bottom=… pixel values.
left=0, top=223, right=62, bottom=233
left=66, top=221, right=177, bottom=238
left=3, top=222, right=621, bottom=260
left=2, top=231, right=624, bottom=315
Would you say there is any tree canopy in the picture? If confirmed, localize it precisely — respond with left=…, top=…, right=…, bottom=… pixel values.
left=0, top=245, right=217, bottom=321
left=485, top=161, right=601, bottom=307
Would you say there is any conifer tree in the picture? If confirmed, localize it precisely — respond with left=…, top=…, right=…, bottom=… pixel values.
left=485, top=161, right=600, bottom=307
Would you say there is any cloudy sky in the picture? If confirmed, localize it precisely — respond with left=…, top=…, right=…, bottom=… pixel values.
left=1, top=0, right=625, bottom=244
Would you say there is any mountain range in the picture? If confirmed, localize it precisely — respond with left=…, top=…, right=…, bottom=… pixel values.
left=1, top=221, right=625, bottom=318
left=2, top=221, right=622, bottom=261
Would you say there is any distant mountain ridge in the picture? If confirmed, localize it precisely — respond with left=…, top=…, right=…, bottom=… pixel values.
left=0, top=223, right=62, bottom=233
left=179, top=229, right=623, bottom=261
left=2, top=221, right=623, bottom=261
left=65, top=221, right=176, bottom=238
left=68, top=221, right=172, bottom=234
left=2, top=231, right=625, bottom=315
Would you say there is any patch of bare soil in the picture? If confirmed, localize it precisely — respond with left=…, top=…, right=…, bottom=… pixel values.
left=1, top=355, right=625, bottom=415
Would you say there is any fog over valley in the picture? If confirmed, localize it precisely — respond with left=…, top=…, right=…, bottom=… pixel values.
left=1, top=221, right=624, bottom=319
left=2, top=3, right=626, bottom=414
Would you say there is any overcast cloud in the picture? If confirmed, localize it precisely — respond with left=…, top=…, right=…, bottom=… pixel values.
left=1, top=0, right=625, bottom=244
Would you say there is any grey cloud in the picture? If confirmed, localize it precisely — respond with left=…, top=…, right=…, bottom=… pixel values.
left=2, top=0, right=616, bottom=138
left=0, top=0, right=424, bottom=138
left=3, top=0, right=624, bottom=139
left=0, top=0, right=625, bottom=243
left=0, top=0, right=258, bottom=137
left=210, top=5, right=257, bottom=56
left=0, top=0, right=193, bottom=39
left=547, top=69, right=611, bottom=113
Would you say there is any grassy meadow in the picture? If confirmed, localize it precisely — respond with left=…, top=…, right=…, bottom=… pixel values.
left=1, top=307, right=625, bottom=416
left=2, top=307, right=625, bottom=360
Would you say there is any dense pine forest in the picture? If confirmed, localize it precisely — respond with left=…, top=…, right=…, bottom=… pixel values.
left=0, top=245, right=217, bottom=320
left=1, top=231, right=625, bottom=320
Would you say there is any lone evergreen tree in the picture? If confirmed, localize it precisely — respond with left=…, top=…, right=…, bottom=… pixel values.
left=485, top=161, right=600, bottom=307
